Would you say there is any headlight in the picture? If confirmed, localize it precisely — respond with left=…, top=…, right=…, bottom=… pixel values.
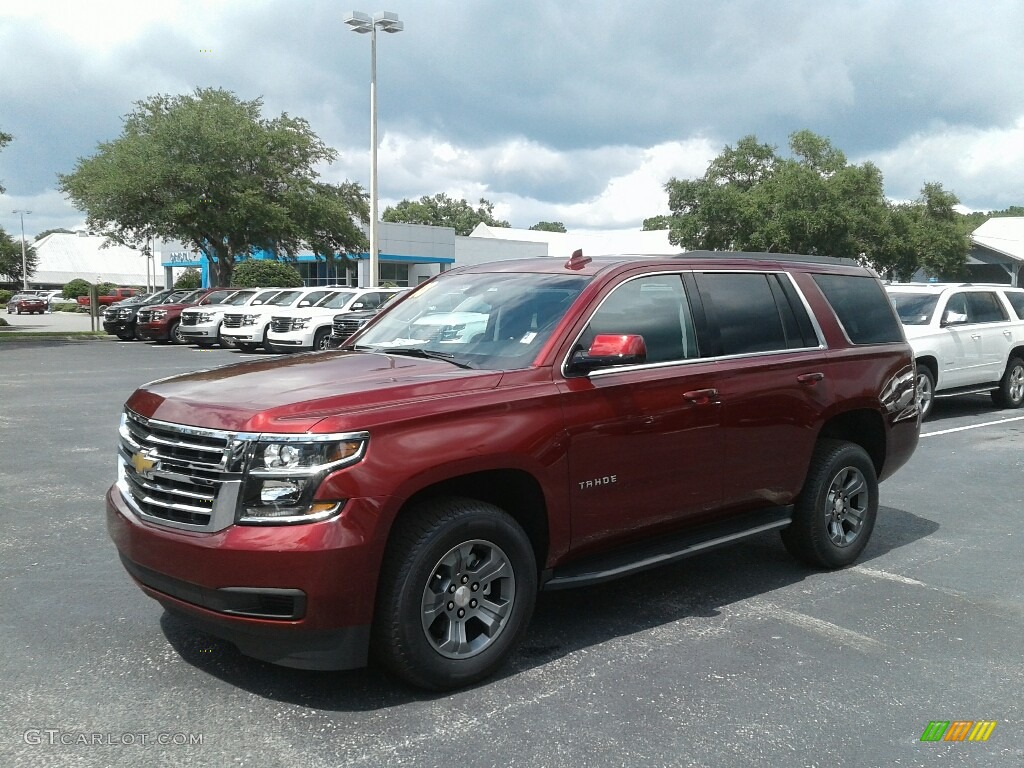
left=293, top=318, right=309, bottom=330
left=239, top=434, right=367, bottom=524
left=118, top=308, right=133, bottom=319
left=151, top=310, right=167, bottom=320
left=242, top=314, right=259, bottom=326
left=197, top=312, right=215, bottom=323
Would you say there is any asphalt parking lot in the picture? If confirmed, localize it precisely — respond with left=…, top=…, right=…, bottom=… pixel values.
left=1, top=340, right=1022, bottom=768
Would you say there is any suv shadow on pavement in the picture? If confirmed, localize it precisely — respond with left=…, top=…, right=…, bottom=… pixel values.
left=159, top=504, right=937, bottom=711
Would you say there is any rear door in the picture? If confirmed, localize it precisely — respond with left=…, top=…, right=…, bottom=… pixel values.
left=692, top=270, right=829, bottom=511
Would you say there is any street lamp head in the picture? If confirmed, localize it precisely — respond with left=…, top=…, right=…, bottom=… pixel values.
left=374, top=11, right=403, bottom=32
left=344, top=10, right=373, bottom=32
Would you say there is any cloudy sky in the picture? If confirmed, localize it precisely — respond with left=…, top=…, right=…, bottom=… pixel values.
left=1, top=0, right=1022, bottom=239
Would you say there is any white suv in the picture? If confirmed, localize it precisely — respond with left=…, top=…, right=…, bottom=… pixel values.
left=267, top=288, right=401, bottom=352
left=179, top=288, right=285, bottom=348
left=886, top=283, right=1024, bottom=418
left=220, top=287, right=337, bottom=353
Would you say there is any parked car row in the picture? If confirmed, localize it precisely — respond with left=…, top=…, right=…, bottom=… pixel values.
left=100, top=284, right=409, bottom=352
left=6, top=293, right=50, bottom=314
left=885, top=282, right=1024, bottom=419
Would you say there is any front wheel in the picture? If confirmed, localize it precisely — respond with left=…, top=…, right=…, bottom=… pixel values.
left=168, top=321, right=185, bottom=345
left=313, top=328, right=331, bottom=351
left=116, top=332, right=134, bottom=341
left=236, top=342, right=258, bottom=353
left=372, top=498, right=538, bottom=690
left=781, top=439, right=878, bottom=569
left=992, top=357, right=1024, bottom=409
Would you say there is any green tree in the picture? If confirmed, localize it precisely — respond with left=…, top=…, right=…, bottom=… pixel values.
left=661, top=130, right=968, bottom=276
left=34, top=228, right=75, bottom=241
left=383, top=193, right=510, bottom=235
left=642, top=215, right=671, bottom=231
left=62, top=278, right=93, bottom=299
left=0, top=229, right=38, bottom=286
left=174, top=268, right=202, bottom=290
left=59, top=88, right=369, bottom=287
left=230, top=259, right=303, bottom=288
left=529, top=221, right=567, bottom=233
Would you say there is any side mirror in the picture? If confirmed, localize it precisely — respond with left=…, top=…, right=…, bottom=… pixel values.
left=351, top=302, right=366, bottom=310
left=941, top=310, right=968, bottom=326
left=570, top=334, right=647, bottom=373
left=298, top=300, right=311, bottom=308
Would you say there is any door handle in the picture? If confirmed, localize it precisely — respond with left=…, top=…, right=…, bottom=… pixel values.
left=683, top=388, right=718, bottom=404
left=971, top=333, right=982, bottom=340
left=797, top=372, right=825, bottom=384
left=1004, top=330, right=1013, bottom=337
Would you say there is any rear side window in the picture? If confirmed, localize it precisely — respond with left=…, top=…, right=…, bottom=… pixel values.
left=695, top=272, right=817, bottom=355
left=964, top=292, right=1008, bottom=323
left=813, top=274, right=903, bottom=344
left=1004, top=291, right=1024, bottom=319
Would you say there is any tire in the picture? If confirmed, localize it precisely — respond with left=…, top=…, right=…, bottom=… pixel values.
left=781, top=439, right=878, bottom=569
left=195, top=340, right=215, bottom=348
left=219, top=335, right=236, bottom=349
left=372, top=497, right=538, bottom=690
left=991, top=357, right=1024, bottom=409
left=313, top=328, right=331, bottom=351
left=915, top=365, right=935, bottom=420
left=116, top=332, right=134, bottom=341
left=168, top=321, right=185, bottom=345
left=236, top=342, right=258, bottom=353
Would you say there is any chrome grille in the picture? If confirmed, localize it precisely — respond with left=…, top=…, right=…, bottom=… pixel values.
left=104, top=308, right=118, bottom=321
left=117, top=410, right=244, bottom=531
left=270, top=316, right=294, bottom=333
left=222, top=313, right=243, bottom=328
left=180, top=312, right=199, bottom=326
left=332, top=317, right=363, bottom=338
left=137, top=309, right=153, bottom=323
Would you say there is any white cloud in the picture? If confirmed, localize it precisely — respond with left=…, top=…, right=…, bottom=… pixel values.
left=868, top=116, right=1024, bottom=210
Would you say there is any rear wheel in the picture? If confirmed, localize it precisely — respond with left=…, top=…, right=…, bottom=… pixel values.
left=991, top=357, right=1024, bottom=409
left=781, top=439, right=878, bottom=569
left=916, top=366, right=935, bottom=420
left=372, top=498, right=537, bottom=690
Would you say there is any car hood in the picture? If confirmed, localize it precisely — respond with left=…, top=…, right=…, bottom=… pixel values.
left=125, top=350, right=503, bottom=433
left=270, top=305, right=349, bottom=319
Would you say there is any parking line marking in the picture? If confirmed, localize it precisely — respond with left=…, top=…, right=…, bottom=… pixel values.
left=851, top=566, right=928, bottom=587
left=921, top=414, right=1024, bottom=438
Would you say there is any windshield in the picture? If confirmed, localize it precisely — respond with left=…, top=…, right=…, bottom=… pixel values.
left=202, top=290, right=239, bottom=305
left=175, top=290, right=202, bottom=304
left=315, top=291, right=357, bottom=310
left=223, top=290, right=258, bottom=306
left=888, top=292, right=940, bottom=325
left=267, top=290, right=302, bottom=306
left=250, top=289, right=283, bottom=306
left=352, top=272, right=590, bottom=370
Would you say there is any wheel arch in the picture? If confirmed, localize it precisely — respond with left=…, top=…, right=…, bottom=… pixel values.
left=817, top=408, right=886, bottom=478
left=915, top=355, right=938, bottom=386
left=391, top=468, right=550, bottom=570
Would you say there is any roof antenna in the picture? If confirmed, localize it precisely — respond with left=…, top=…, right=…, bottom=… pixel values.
left=565, top=248, right=591, bottom=270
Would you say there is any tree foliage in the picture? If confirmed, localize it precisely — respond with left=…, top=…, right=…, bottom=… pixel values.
left=174, top=268, right=202, bottom=290
left=529, top=221, right=567, bottom=233
left=382, top=193, right=510, bottom=236
left=34, top=228, right=75, bottom=241
left=58, top=88, right=369, bottom=287
left=230, top=259, right=303, bottom=288
left=0, top=229, right=38, bottom=286
left=62, top=278, right=93, bottom=299
left=0, top=129, right=10, bottom=195
left=662, top=130, right=969, bottom=278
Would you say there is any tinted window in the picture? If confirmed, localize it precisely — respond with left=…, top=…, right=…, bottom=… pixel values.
left=1004, top=291, right=1024, bottom=320
left=698, top=273, right=812, bottom=355
left=581, top=275, right=698, bottom=363
left=888, top=292, right=940, bottom=325
left=813, top=274, right=903, bottom=344
left=964, top=292, right=1008, bottom=323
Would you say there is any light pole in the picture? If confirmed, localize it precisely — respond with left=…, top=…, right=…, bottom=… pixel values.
left=344, top=10, right=404, bottom=288
left=12, top=209, right=31, bottom=290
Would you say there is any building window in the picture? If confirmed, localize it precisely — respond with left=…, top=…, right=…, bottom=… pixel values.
left=295, top=260, right=357, bottom=286
left=379, top=262, right=410, bottom=286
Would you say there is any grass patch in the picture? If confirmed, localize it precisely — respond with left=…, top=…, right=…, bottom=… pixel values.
left=0, top=330, right=109, bottom=341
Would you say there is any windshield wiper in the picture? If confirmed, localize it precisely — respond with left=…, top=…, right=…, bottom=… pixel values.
left=355, top=345, right=475, bottom=369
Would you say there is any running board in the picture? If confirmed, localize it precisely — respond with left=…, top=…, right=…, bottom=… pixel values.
left=934, top=383, right=999, bottom=398
left=542, top=506, right=793, bottom=591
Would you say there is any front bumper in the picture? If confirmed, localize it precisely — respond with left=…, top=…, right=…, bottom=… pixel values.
left=106, top=484, right=381, bottom=670
left=136, top=321, right=171, bottom=341
left=266, top=329, right=315, bottom=349
left=179, top=323, right=220, bottom=340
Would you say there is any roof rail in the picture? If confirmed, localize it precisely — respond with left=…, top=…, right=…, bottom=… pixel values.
left=673, top=250, right=862, bottom=267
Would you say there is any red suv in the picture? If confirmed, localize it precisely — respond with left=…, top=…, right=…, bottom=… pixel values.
left=135, top=288, right=238, bottom=344
left=107, top=252, right=919, bottom=689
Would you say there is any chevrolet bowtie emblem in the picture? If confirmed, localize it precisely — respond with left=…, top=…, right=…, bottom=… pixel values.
left=130, top=449, right=159, bottom=479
